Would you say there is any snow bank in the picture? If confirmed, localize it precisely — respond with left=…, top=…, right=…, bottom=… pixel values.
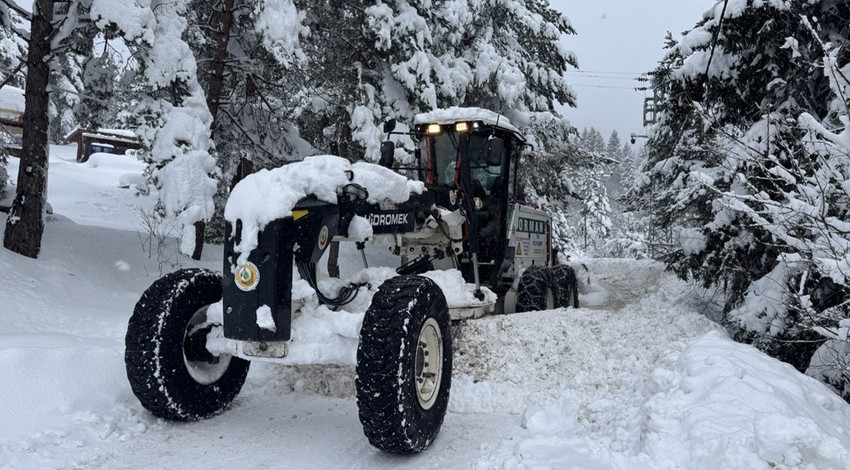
left=224, top=155, right=424, bottom=265
left=640, top=331, right=850, bottom=469
left=493, top=331, right=850, bottom=469
left=85, top=152, right=146, bottom=173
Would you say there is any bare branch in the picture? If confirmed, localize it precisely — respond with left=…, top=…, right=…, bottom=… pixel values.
left=0, top=59, right=24, bottom=89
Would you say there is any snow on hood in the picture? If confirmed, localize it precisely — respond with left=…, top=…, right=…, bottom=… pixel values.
left=224, top=155, right=425, bottom=265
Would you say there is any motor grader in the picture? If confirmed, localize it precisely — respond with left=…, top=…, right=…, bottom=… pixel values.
left=124, top=107, right=580, bottom=454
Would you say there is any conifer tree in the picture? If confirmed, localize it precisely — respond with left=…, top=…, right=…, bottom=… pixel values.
left=186, top=0, right=309, bottom=246
left=290, top=0, right=577, bottom=160
left=2, top=0, right=220, bottom=259
left=3, top=0, right=58, bottom=258
left=630, top=0, right=850, bottom=393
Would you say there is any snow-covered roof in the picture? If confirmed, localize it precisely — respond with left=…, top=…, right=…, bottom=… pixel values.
left=81, top=133, right=137, bottom=144
left=414, top=107, right=521, bottom=134
left=97, top=128, right=136, bottom=138
left=0, top=86, right=25, bottom=114
left=64, top=127, right=140, bottom=144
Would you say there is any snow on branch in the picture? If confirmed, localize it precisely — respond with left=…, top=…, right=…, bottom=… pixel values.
left=131, top=0, right=217, bottom=256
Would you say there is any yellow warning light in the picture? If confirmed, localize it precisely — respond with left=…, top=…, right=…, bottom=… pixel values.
left=455, top=122, right=470, bottom=133
left=426, top=124, right=442, bottom=135
left=292, top=209, right=309, bottom=221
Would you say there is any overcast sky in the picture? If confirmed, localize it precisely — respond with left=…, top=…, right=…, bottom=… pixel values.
left=549, top=0, right=716, bottom=141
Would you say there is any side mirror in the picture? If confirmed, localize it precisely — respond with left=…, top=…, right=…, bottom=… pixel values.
left=383, top=119, right=397, bottom=134
left=487, top=137, right=504, bottom=166
left=379, top=141, right=395, bottom=168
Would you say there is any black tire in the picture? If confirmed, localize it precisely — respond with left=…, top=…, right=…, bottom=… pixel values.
left=516, top=265, right=555, bottom=312
left=356, top=276, right=452, bottom=454
left=125, top=268, right=250, bottom=421
left=550, top=265, right=580, bottom=308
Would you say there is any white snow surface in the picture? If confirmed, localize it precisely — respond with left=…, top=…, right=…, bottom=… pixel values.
left=2, top=149, right=850, bottom=469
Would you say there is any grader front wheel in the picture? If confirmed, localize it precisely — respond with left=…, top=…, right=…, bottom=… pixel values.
left=355, top=276, right=452, bottom=454
left=125, top=268, right=250, bottom=421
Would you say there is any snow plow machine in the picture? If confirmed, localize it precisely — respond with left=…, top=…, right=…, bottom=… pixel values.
left=124, top=107, right=581, bottom=454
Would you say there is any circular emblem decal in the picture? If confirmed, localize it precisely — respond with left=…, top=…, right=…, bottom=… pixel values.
left=318, top=225, right=329, bottom=250
left=234, top=262, right=260, bottom=291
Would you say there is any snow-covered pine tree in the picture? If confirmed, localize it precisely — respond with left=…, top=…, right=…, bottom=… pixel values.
left=124, top=0, right=218, bottom=259
left=71, top=40, right=122, bottom=133
left=185, top=0, right=309, bottom=244
left=606, top=130, right=622, bottom=161
left=569, top=126, right=613, bottom=252
left=578, top=127, right=605, bottom=154
left=632, top=0, right=850, bottom=393
left=290, top=0, right=577, bottom=162
left=573, top=162, right=612, bottom=251
left=604, top=130, right=629, bottom=204
left=50, top=10, right=117, bottom=143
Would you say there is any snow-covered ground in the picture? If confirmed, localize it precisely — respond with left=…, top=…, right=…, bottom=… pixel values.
left=2, top=146, right=850, bottom=469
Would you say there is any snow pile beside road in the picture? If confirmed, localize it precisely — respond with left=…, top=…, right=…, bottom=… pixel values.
left=640, top=331, right=850, bottom=469
left=490, top=330, right=850, bottom=469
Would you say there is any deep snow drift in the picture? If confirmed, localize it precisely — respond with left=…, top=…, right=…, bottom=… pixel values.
left=1, top=146, right=850, bottom=469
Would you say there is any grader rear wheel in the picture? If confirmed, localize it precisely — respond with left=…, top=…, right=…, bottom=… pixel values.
left=551, top=265, right=580, bottom=308
left=516, top=265, right=556, bottom=312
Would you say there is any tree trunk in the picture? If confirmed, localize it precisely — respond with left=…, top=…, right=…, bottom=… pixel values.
left=192, top=220, right=205, bottom=260
left=192, top=0, right=236, bottom=261
left=206, top=0, right=235, bottom=134
left=3, top=0, right=54, bottom=258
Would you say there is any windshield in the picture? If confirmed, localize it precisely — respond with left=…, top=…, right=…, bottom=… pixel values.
left=426, top=132, right=502, bottom=197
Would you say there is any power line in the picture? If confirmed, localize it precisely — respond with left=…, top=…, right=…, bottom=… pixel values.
left=569, top=83, right=646, bottom=90
left=570, top=69, right=644, bottom=76
left=565, top=73, right=643, bottom=81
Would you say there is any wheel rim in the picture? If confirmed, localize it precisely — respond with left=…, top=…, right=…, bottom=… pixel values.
left=183, top=305, right=232, bottom=385
left=414, top=317, right=443, bottom=410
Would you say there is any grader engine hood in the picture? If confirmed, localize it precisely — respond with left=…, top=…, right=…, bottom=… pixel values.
left=219, top=155, right=428, bottom=344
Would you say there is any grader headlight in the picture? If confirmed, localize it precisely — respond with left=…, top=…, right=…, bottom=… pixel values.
left=426, top=124, right=442, bottom=135
left=454, top=122, right=470, bottom=133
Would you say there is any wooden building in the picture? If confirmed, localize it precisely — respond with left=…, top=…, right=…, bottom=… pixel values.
left=64, top=128, right=141, bottom=163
